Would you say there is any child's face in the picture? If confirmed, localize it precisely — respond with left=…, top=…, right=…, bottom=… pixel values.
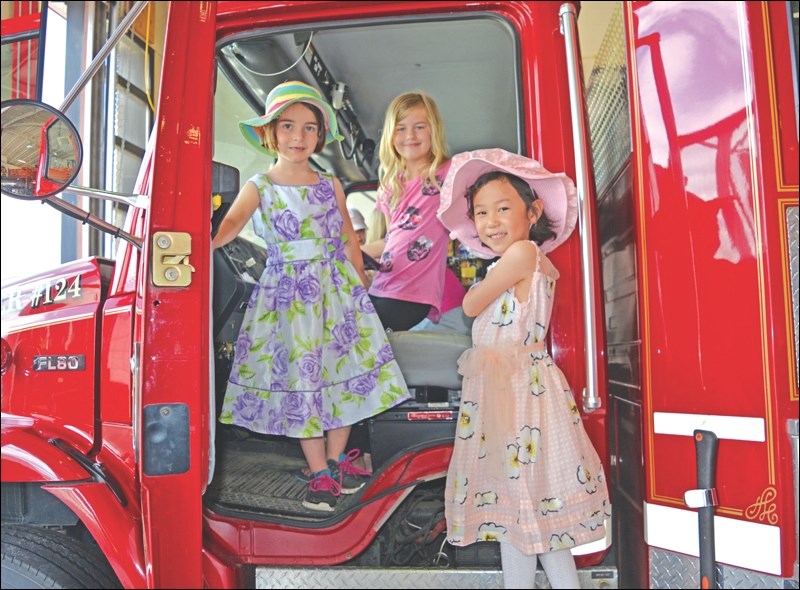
left=472, top=178, right=537, bottom=255
left=274, top=103, right=321, bottom=162
left=392, top=106, right=432, bottom=169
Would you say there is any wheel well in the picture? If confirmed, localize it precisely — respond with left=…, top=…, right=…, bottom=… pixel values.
left=1, top=482, right=80, bottom=527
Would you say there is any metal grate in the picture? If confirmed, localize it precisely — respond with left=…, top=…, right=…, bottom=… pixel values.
left=585, top=3, right=631, bottom=199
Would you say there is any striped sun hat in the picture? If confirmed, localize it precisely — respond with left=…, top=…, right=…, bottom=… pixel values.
left=238, top=81, right=343, bottom=156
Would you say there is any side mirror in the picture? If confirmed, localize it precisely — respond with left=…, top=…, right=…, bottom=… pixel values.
left=1, top=99, right=83, bottom=200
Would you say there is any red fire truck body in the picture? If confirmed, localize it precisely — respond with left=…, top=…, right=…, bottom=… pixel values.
left=1, top=1, right=797, bottom=588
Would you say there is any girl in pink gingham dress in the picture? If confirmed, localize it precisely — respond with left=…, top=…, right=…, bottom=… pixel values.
left=438, top=149, right=610, bottom=589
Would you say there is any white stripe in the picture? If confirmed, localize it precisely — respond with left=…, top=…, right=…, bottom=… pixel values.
left=645, top=503, right=781, bottom=575
left=653, top=412, right=765, bottom=441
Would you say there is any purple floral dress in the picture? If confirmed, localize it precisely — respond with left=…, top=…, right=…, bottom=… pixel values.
left=219, top=173, right=411, bottom=438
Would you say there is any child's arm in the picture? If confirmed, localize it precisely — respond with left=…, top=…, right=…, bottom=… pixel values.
left=462, top=240, right=538, bottom=317
left=333, top=177, right=368, bottom=286
left=211, top=182, right=260, bottom=250
left=362, top=235, right=386, bottom=259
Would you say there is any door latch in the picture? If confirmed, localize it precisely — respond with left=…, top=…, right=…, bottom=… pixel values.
left=152, top=232, right=195, bottom=287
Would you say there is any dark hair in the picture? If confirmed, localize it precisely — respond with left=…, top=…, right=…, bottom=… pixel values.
left=258, top=102, right=326, bottom=154
left=466, top=171, right=556, bottom=245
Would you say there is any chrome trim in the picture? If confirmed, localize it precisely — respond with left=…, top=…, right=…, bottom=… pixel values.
left=131, top=342, right=141, bottom=461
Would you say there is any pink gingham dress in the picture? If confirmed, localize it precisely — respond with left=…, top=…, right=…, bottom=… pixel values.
left=444, top=243, right=611, bottom=555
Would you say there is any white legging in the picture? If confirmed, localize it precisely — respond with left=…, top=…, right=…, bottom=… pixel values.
left=500, top=543, right=580, bottom=589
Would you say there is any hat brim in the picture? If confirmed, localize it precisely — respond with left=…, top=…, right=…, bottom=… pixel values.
left=239, top=97, right=344, bottom=156
left=437, top=148, right=578, bottom=258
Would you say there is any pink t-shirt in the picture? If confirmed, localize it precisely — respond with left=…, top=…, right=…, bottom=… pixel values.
left=441, top=266, right=466, bottom=315
left=370, top=162, right=452, bottom=321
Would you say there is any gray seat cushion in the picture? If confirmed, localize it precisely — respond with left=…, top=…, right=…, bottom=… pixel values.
left=388, top=330, right=472, bottom=390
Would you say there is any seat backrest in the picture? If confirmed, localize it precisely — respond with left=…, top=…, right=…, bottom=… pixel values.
left=387, top=330, right=472, bottom=390
left=211, top=161, right=240, bottom=235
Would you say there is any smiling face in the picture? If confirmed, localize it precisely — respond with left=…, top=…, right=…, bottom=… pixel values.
left=273, top=102, right=323, bottom=162
left=392, top=106, right=432, bottom=171
left=472, top=177, right=538, bottom=255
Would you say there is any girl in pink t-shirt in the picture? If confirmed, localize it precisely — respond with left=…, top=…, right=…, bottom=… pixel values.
left=364, top=92, right=459, bottom=331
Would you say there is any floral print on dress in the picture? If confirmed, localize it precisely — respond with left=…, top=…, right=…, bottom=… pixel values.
left=491, top=291, right=516, bottom=326
left=444, top=241, right=610, bottom=555
left=218, top=173, right=411, bottom=438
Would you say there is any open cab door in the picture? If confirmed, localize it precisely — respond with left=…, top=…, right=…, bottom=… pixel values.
left=134, top=2, right=217, bottom=588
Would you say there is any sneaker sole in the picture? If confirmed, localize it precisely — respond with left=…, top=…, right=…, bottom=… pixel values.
left=302, top=500, right=336, bottom=512
left=340, top=482, right=366, bottom=494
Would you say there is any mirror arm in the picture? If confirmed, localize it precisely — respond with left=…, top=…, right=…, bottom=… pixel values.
left=45, top=197, right=142, bottom=250
left=59, top=1, right=148, bottom=113
left=67, top=184, right=147, bottom=208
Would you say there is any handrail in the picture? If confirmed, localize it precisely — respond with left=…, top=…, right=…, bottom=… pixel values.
left=559, top=3, right=601, bottom=412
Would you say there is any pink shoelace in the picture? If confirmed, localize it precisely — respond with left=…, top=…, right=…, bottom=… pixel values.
left=309, top=472, right=342, bottom=497
left=338, top=449, right=372, bottom=477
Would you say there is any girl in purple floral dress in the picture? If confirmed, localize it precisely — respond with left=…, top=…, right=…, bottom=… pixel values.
left=213, top=82, right=410, bottom=512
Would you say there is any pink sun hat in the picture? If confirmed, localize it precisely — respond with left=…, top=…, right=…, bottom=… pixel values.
left=437, top=148, right=578, bottom=258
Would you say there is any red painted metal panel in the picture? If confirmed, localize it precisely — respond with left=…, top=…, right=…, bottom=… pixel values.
left=1, top=258, right=105, bottom=450
left=628, top=0, right=798, bottom=576
left=136, top=2, right=217, bottom=588
left=0, top=426, right=91, bottom=481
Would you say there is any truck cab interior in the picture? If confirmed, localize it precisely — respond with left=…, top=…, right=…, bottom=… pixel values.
left=204, top=10, right=574, bottom=564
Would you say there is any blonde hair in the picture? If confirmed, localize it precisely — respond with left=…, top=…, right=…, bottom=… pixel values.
left=378, top=92, right=449, bottom=209
left=367, top=208, right=388, bottom=243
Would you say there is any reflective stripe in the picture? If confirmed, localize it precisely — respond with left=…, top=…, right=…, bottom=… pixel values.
left=653, top=412, right=765, bottom=442
left=644, top=502, right=781, bottom=575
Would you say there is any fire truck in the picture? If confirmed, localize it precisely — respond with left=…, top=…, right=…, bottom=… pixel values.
left=1, top=1, right=797, bottom=588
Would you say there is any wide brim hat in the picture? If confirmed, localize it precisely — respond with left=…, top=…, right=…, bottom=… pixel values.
left=239, top=81, right=344, bottom=156
left=348, top=208, right=367, bottom=231
left=437, top=148, right=578, bottom=258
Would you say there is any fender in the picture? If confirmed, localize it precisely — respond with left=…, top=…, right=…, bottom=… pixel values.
left=43, top=482, right=147, bottom=589
left=1, top=424, right=90, bottom=482
left=2, top=425, right=147, bottom=587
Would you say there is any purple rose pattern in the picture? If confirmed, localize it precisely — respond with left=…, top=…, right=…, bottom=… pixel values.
left=219, top=173, right=410, bottom=438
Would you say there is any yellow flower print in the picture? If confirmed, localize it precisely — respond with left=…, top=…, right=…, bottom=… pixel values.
left=478, top=432, right=487, bottom=458
left=581, top=509, right=607, bottom=531
left=491, top=292, right=516, bottom=326
left=549, top=532, right=576, bottom=550
left=546, top=276, right=555, bottom=298
left=477, top=522, right=508, bottom=542
left=568, top=399, right=580, bottom=424
left=505, top=444, right=521, bottom=479
left=576, top=462, right=599, bottom=494
left=458, top=401, right=478, bottom=439
left=449, top=523, right=464, bottom=544
left=530, top=363, right=545, bottom=396
left=539, top=497, right=565, bottom=515
left=452, top=473, right=468, bottom=504
left=474, top=491, right=499, bottom=507
left=517, top=426, right=540, bottom=464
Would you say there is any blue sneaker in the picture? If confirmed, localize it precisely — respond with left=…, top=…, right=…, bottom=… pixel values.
left=302, top=470, right=341, bottom=512
left=328, top=449, right=372, bottom=494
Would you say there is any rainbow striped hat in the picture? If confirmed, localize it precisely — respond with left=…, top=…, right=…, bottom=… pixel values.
left=238, top=81, right=343, bottom=156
